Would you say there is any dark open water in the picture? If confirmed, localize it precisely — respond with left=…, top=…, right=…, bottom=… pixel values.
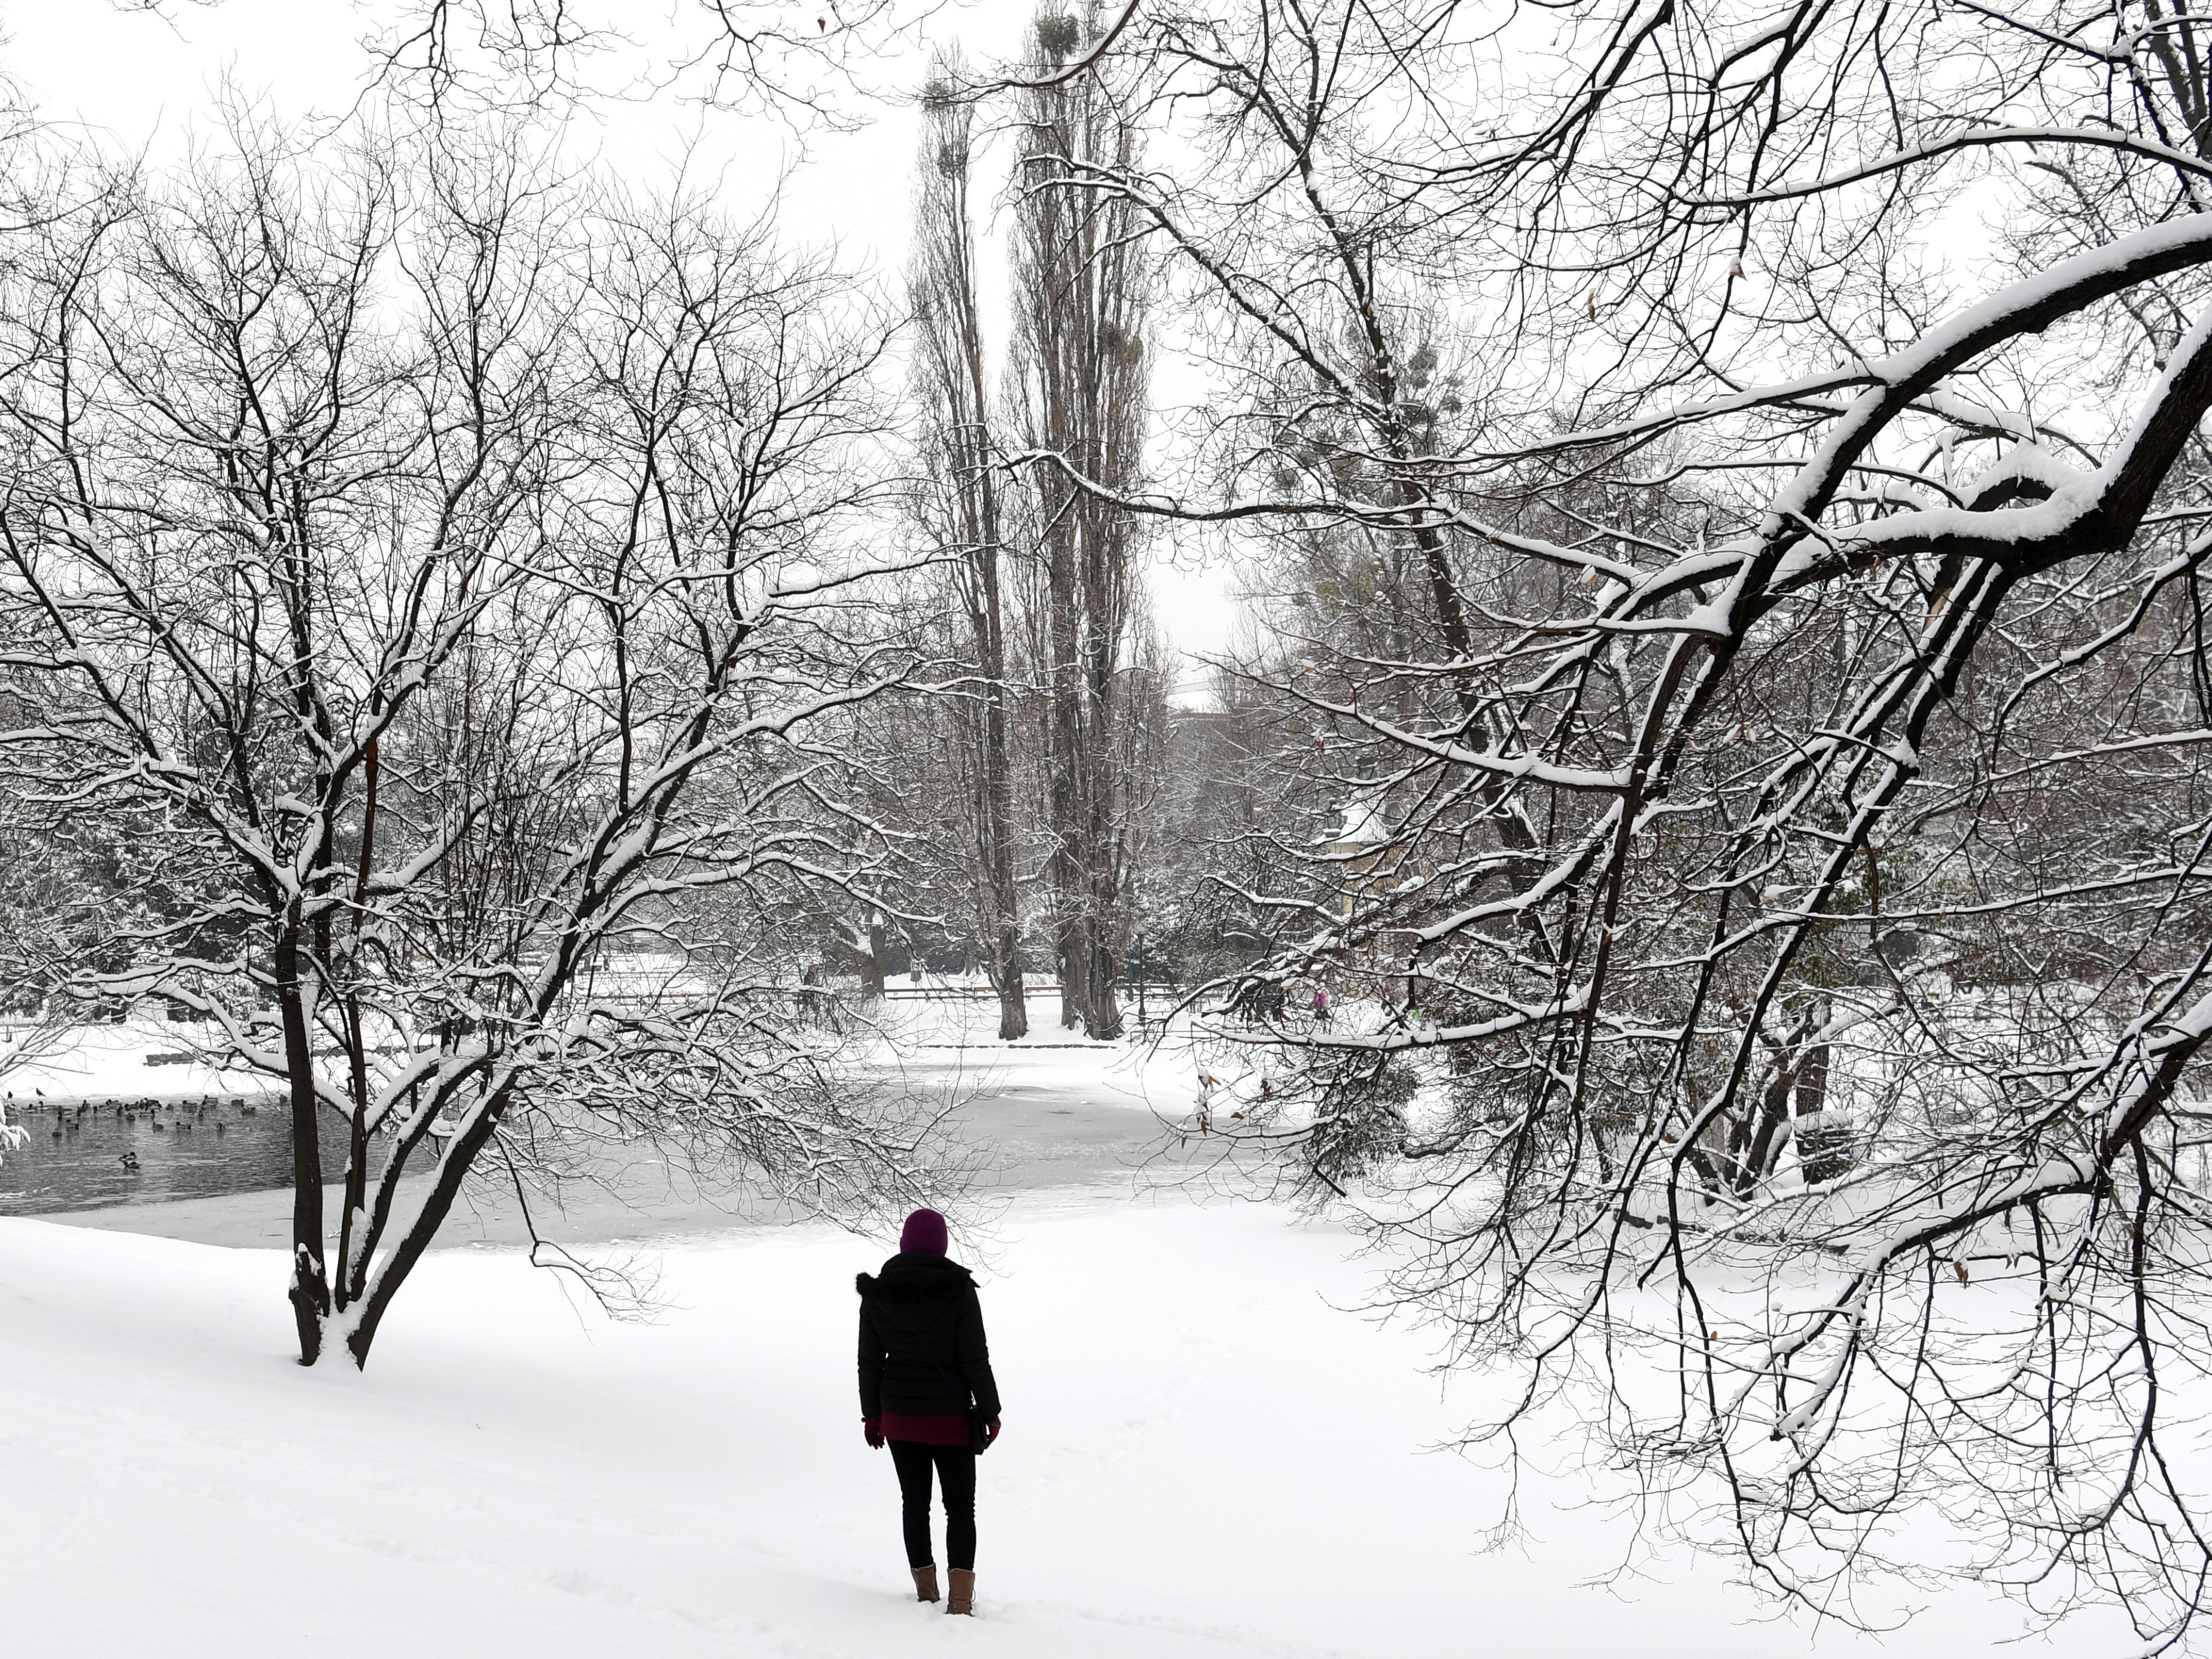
left=0, top=1097, right=352, bottom=1215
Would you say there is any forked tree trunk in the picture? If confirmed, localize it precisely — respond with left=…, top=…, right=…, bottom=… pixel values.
left=341, top=1104, right=503, bottom=1367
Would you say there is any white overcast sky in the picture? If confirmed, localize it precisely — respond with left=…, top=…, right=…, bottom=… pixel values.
left=0, top=0, right=1242, bottom=698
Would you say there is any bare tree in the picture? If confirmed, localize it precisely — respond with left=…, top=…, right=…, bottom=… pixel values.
left=911, top=57, right=1028, bottom=1039
left=0, top=119, right=939, bottom=1366
left=358, top=0, right=923, bottom=127
left=1008, top=2, right=1152, bottom=1040
left=1009, top=0, right=2212, bottom=1642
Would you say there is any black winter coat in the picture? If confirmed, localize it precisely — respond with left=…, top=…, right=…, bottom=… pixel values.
left=856, top=1252, right=1002, bottom=1419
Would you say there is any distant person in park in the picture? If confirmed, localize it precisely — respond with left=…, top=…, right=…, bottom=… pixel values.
left=857, top=1207, right=1002, bottom=1615
left=1310, top=984, right=1332, bottom=1024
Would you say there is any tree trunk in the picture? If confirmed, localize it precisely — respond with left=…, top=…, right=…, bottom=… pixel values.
left=991, top=912, right=1027, bottom=1042
left=1046, top=525, right=1088, bottom=1030
left=1012, top=17, right=1148, bottom=1039
left=1791, top=1042, right=1852, bottom=1185
left=275, top=927, right=328, bottom=1366
left=859, top=912, right=887, bottom=999
left=1085, top=946, right=1124, bottom=1039
left=978, top=582, right=1026, bottom=1040
left=1079, top=788, right=1123, bottom=1039
left=344, top=1100, right=504, bottom=1368
left=1055, top=908, right=1088, bottom=1028
left=915, top=67, right=1029, bottom=1043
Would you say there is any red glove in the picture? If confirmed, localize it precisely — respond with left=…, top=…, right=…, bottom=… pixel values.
left=984, top=1416, right=1002, bottom=1448
left=865, top=1419, right=885, bottom=1449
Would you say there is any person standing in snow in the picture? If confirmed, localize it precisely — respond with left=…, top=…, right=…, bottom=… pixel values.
left=857, top=1207, right=1002, bottom=1615
left=1310, top=984, right=1332, bottom=1025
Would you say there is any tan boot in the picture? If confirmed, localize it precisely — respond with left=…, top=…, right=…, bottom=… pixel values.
left=911, top=1566, right=940, bottom=1602
left=946, top=1567, right=975, bottom=1615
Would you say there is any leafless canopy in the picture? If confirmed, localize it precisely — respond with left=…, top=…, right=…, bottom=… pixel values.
left=0, top=119, right=939, bottom=1366
left=1030, top=0, right=2212, bottom=1642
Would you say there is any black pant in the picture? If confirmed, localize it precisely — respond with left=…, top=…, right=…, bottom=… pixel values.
left=888, top=1439, right=976, bottom=1571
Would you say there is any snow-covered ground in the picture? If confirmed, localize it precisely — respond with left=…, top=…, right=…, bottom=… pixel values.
left=0, top=996, right=2143, bottom=1652
left=0, top=1192, right=2129, bottom=1657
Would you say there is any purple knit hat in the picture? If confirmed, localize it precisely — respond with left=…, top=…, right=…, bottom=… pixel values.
left=899, top=1207, right=950, bottom=1256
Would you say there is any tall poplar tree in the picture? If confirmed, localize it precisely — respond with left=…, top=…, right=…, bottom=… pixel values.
left=911, top=54, right=1027, bottom=1040
left=1009, top=4, right=1151, bottom=1039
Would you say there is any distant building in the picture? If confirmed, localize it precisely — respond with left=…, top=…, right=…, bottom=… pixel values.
left=1324, top=789, right=1393, bottom=918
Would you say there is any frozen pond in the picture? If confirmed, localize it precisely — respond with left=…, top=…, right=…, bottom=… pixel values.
left=0, top=1000, right=1195, bottom=1231
left=14, top=1079, right=1175, bottom=1249
left=0, top=1095, right=348, bottom=1216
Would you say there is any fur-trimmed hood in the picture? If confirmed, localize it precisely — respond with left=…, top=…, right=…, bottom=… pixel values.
left=856, top=1252, right=978, bottom=1304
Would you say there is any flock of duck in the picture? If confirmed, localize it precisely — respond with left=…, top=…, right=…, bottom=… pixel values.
left=3, top=1093, right=274, bottom=1174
